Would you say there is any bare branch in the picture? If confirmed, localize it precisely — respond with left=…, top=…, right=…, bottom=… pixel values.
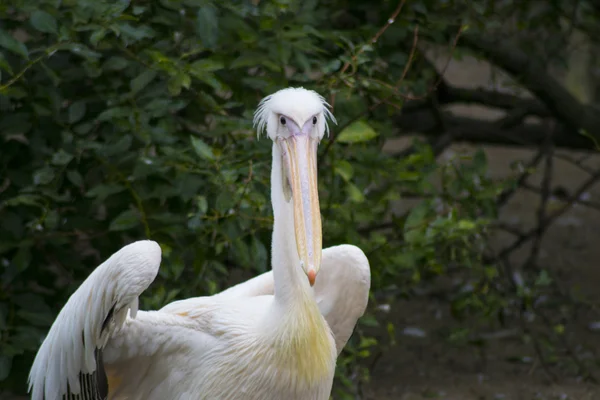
left=524, top=125, right=554, bottom=268
left=394, top=109, right=597, bottom=151
left=495, top=167, right=600, bottom=260
left=460, top=34, right=600, bottom=140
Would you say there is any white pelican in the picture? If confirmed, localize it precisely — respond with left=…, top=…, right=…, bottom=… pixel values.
left=28, top=87, right=371, bottom=400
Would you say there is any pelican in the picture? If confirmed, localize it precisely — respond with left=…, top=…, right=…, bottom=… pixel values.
left=28, top=87, right=371, bottom=400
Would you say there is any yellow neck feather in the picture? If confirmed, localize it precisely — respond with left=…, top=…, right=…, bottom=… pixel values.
left=272, top=293, right=334, bottom=386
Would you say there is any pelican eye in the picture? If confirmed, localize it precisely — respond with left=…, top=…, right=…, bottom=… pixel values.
left=280, top=116, right=286, bottom=125
left=312, top=116, right=317, bottom=125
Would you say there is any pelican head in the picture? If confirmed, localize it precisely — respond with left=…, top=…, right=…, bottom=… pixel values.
left=254, top=87, right=336, bottom=287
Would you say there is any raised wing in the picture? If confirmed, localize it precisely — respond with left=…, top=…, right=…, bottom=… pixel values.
left=28, top=240, right=162, bottom=400
left=212, top=244, right=371, bottom=355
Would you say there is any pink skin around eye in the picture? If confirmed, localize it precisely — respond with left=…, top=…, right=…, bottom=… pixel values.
left=301, top=118, right=316, bottom=136
left=281, top=116, right=316, bottom=137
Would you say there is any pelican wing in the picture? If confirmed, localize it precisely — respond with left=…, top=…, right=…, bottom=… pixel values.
left=214, top=244, right=371, bottom=355
left=28, top=240, right=162, bottom=400
left=313, top=245, right=371, bottom=354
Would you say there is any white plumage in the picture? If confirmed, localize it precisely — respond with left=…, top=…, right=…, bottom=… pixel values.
left=29, top=87, right=371, bottom=400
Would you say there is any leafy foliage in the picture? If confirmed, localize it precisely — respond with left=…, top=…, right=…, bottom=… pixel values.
left=2, top=0, right=589, bottom=397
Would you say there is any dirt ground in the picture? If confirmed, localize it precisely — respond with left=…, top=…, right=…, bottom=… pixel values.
left=361, top=141, right=600, bottom=400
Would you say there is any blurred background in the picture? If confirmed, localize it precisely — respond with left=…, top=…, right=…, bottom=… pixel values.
left=1, top=1, right=600, bottom=399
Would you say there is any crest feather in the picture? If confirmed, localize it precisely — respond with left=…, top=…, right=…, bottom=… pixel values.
left=253, top=87, right=337, bottom=138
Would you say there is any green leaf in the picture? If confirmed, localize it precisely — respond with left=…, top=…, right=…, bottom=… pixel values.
left=13, top=245, right=31, bottom=272
left=85, top=183, right=126, bottom=201
left=96, top=106, right=131, bottom=122
left=33, top=166, right=55, bottom=185
left=250, top=236, right=268, bottom=272
left=0, top=53, right=14, bottom=75
left=457, top=219, right=476, bottom=231
left=231, top=238, right=251, bottom=268
left=346, top=183, right=365, bottom=203
left=360, top=315, right=379, bottom=327
left=130, top=69, right=158, bottom=94
left=230, top=53, right=281, bottom=72
left=336, top=120, right=378, bottom=143
left=90, top=28, right=107, bottom=46
left=68, top=101, right=86, bottom=124
left=190, top=59, right=224, bottom=73
left=190, top=136, right=214, bottom=161
left=167, top=73, right=191, bottom=96
left=535, top=270, right=552, bottom=287
left=404, top=202, right=431, bottom=244
left=0, top=29, right=28, bottom=59
left=58, top=43, right=101, bottom=61
left=334, top=160, right=354, bottom=182
left=397, top=170, right=421, bottom=181
left=66, top=170, right=83, bottom=187
left=196, top=4, right=219, bottom=48
left=193, top=72, right=225, bottom=92
left=472, top=149, right=487, bottom=175
left=0, top=355, right=12, bottom=381
left=51, top=149, right=74, bottom=166
left=116, top=23, right=156, bottom=43
left=196, top=195, right=208, bottom=214
left=103, top=56, right=129, bottom=70
left=1, top=194, right=43, bottom=208
left=30, top=10, right=58, bottom=34
left=215, top=192, right=234, bottom=214
left=109, top=209, right=141, bottom=231
left=102, top=135, right=133, bottom=157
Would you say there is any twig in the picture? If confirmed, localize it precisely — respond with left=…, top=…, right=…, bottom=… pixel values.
left=527, top=326, right=558, bottom=382
left=233, top=160, right=253, bottom=213
left=395, top=25, right=465, bottom=101
left=520, top=182, right=600, bottom=213
left=336, top=0, right=408, bottom=78
left=496, top=148, right=546, bottom=207
left=495, top=167, right=600, bottom=261
left=491, top=222, right=525, bottom=237
left=395, top=25, right=419, bottom=87
left=537, top=309, right=598, bottom=383
left=320, top=24, right=419, bottom=161
left=0, top=43, right=65, bottom=91
left=500, top=257, right=557, bottom=381
left=553, top=152, right=596, bottom=175
left=524, top=126, right=554, bottom=268
left=324, top=23, right=464, bottom=161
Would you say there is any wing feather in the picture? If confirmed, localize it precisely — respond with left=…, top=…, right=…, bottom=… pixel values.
left=28, top=240, right=162, bottom=400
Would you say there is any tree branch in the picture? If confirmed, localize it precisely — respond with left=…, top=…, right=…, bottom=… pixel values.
left=393, top=109, right=597, bottom=151
left=494, top=167, right=600, bottom=261
left=460, top=34, right=600, bottom=139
